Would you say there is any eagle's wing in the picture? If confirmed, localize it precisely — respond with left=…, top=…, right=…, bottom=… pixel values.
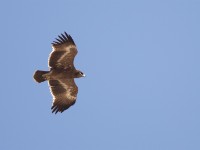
left=48, top=32, right=78, bottom=69
left=48, top=78, right=78, bottom=114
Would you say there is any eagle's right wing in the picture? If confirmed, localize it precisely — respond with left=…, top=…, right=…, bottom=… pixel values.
left=48, top=79, right=78, bottom=114
left=48, top=32, right=78, bottom=70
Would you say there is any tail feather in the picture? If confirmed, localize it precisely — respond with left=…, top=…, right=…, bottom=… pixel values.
left=33, top=70, right=49, bottom=83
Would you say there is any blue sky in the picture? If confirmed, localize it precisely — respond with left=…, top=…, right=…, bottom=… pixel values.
left=1, top=0, right=200, bottom=150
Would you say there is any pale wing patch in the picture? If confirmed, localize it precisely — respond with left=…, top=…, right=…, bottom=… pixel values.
left=48, top=45, right=77, bottom=68
left=48, top=79, right=77, bottom=104
left=56, top=46, right=75, bottom=65
left=58, top=80, right=77, bottom=101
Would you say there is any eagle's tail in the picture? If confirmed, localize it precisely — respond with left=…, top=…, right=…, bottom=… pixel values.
left=33, top=70, right=49, bottom=83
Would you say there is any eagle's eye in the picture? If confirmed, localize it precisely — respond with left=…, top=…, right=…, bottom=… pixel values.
left=79, top=72, right=83, bottom=75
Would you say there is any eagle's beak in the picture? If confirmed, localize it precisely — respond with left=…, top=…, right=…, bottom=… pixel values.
left=82, top=74, right=86, bottom=77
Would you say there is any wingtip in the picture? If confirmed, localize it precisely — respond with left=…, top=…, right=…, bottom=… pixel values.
left=64, top=31, right=68, bottom=36
left=51, top=31, right=75, bottom=46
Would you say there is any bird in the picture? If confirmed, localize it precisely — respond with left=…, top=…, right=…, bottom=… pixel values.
left=33, top=32, right=85, bottom=114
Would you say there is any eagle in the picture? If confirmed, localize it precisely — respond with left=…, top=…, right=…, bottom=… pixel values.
left=33, top=32, right=85, bottom=114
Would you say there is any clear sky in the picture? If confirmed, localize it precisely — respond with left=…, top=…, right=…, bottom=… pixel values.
left=1, top=0, right=200, bottom=150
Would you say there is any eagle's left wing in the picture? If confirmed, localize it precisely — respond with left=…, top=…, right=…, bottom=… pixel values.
left=48, top=78, right=78, bottom=114
left=48, top=32, right=78, bottom=70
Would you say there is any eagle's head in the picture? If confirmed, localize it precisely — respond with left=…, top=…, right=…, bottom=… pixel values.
left=74, top=70, right=85, bottom=78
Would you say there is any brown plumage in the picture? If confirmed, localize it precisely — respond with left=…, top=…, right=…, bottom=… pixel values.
left=33, top=32, right=85, bottom=114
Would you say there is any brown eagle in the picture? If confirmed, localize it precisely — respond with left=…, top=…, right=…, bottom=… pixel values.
left=33, top=32, right=85, bottom=114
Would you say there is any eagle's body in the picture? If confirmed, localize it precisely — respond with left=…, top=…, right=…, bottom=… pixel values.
left=44, top=68, right=81, bottom=80
left=33, top=32, right=85, bottom=114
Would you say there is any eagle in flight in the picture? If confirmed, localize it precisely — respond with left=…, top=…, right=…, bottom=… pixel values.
left=33, top=32, right=85, bottom=114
